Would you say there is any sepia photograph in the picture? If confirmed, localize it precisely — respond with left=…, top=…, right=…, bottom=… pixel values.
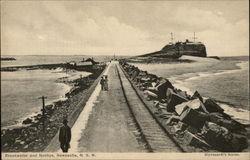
left=1, top=0, right=249, bottom=159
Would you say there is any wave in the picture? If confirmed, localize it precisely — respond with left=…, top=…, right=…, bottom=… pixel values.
left=170, top=61, right=248, bottom=82
left=169, top=61, right=249, bottom=124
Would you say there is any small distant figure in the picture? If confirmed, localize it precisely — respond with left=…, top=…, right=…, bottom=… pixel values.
left=100, top=76, right=105, bottom=90
left=59, top=119, right=71, bottom=153
left=104, top=75, right=109, bottom=91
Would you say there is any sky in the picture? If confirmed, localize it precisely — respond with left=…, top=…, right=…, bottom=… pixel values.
left=1, top=0, right=249, bottom=56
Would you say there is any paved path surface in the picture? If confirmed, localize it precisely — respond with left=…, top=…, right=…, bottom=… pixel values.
left=77, top=62, right=144, bottom=152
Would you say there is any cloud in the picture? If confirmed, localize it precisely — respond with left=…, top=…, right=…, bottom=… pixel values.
left=1, top=1, right=249, bottom=56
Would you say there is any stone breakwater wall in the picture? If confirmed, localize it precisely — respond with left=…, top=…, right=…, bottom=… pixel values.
left=1, top=65, right=106, bottom=152
left=119, top=60, right=249, bottom=152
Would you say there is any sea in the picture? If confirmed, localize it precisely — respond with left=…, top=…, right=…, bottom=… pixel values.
left=1, top=55, right=249, bottom=128
left=130, top=56, right=249, bottom=124
left=1, top=55, right=116, bottom=128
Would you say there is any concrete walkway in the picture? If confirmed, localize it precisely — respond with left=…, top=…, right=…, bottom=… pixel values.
left=75, top=62, right=143, bottom=152
left=76, top=62, right=143, bottom=152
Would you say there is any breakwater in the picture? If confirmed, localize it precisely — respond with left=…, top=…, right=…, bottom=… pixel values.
left=119, top=60, right=249, bottom=152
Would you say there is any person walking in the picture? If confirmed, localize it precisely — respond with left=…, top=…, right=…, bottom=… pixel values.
left=104, top=75, right=109, bottom=91
left=59, top=119, right=71, bottom=152
left=100, top=76, right=105, bottom=90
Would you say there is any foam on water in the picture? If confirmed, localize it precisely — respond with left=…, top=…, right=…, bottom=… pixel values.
left=178, top=61, right=248, bottom=82
left=170, top=61, right=249, bottom=124
left=219, top=103, right=250, bottom=124
left=59, top=62, right=111, bottom=152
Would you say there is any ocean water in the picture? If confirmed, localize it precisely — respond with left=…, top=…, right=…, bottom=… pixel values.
left=130, top=56, right=249, bottom=124
left=1, top=55, right=113, bottom=128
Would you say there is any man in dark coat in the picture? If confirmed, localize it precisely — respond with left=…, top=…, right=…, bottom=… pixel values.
left=100, top=76, right=105, bottom=90
left=59, top=119, right=71, bottom=152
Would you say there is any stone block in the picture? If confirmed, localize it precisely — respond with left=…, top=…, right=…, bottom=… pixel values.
left=186, top=126, right=199, bottom=134
left=186, top=99, right=209, bottom=113
left=184, top=131, right=210, bottom=148
left=175, top=102, right=189, bottom=115
left=208, top=112, right=246, bottom=131
left=166, top=115, right=180, bottom=125
left=203, top=98, right=224, bottom=113
left=200, top=122, right=247, bottom=151
left=180, top=107, right=209, bottom=129
left=177, top=121, right=188, bottom=131
left=166, top=88, right=188, bottom=112
left=156, top=79, right=174, bottom=99
left=191, top=90, right=203, bottom=101
left=23, top=118, right=32, bottom=124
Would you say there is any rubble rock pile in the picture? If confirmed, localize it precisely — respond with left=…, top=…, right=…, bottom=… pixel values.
left=119, top=60, right=249, bottom=152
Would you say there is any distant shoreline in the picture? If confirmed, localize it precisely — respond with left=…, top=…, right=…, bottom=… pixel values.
left=1, top=57, right=16, bottom=61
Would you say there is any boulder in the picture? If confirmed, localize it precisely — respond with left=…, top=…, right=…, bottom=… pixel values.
left=208, top=112, right=246, bottom=132
left=153, top=101, right=160, bottom=107
left=166, top=88, right=188, bottom=112
left=201, top=122, right=247, bottom=152
left=191, top=90, right=203, bottom=101
left=233, top=134, right=249, bottom=151
left=23, top=118, right=32, bottom=124
left=175, top=89, right=191, bottom=100
left=186, top=99, right=209, bottom=113
left=131, top=70, right=139, bottom=80
left=175, top=102, right=188, bottom=115
left=177, top=121, right=188, bottom=131
left=203, top=98, right=224, bottom=113
left=186, top=126, right=199, bottom=134
left=144, top=90, right=158, bottom=100
left=157, top=79, right=174, bottom=100
left=23, top=145, right=29, bottom=149
left=180, top=107, right=209, bottom=129
left=184, top=131, right=211, bottom=148
left=166, top=115, right=180, bottom=125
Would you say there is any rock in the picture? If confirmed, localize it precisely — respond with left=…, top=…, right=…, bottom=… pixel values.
left=175, top=89, right=191, bottom=100
left=184, top=131, right=211, bottom=148
left=15, top=139, right=22, bottom=144
left=177, top=121, right=188, bottom=131
left=153, top=101, right=160, bottom=107
left=186, top=126, right=199, bottom=134
left=171, top=125, right=182, bottom=134
left=23, top=118, right=32, bottom=124
left=144, top=90, right=158, bottom=100
left=233, top=134, right=248, bottom=151
left=175, top=102, right=189, bottom=115
left=201, top=122, right=247, bottom=152
left=156, top=79, right=174, bottom=100
left=29, top=127, right=38, bottom=132
left=191, top=90, right=203, bottom=101
left=24, top=145, right=29, bottom=149
left=180, top=107, right=209, bottom=129
left=166, top=88, right=188, bottom=112
left=208, top=112, right=246, bottom=132
left=131, top=70, right=139, bottom=80
left=175, top=99, right=209, bottom=116
left=203, top=98, right=224, bottom=113
left=20, top=141, right=25, bottom=145
left=166, top=115, right=180, bottom=125
left=186, top=99, right=209, bottom=113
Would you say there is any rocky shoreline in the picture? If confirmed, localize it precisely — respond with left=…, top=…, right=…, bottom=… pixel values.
left=1, top=64, right=106, bottom=152
left=126, top=56, right=195, bottom=64
left=119, top=60, right=250, bottom=152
